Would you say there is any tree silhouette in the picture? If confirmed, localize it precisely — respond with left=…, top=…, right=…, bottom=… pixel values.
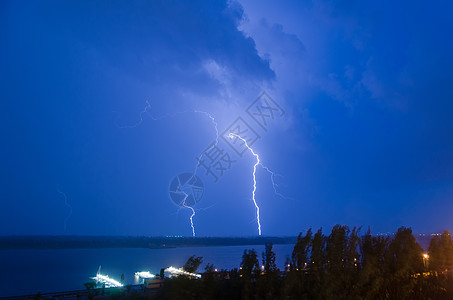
left=83, top=282, right=97, bottom=300
left=358, top=227, right=389, bottom=299
left=292, top=229, right=312, bottom=271
left=183, top=255, right=203, bottom=273
left=308, top=228, right=326, bottom=299
left=240, top=249, right=260, bottom=279
left=240, top=249, right=259, bottom=299
left=152, top=225, right=453, bottom=300
left=384, top=226, right=424, bottom=299
left=429, top=230, right=453, bottom=272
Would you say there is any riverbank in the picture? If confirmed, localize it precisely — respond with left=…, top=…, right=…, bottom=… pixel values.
left=0, top=285, right=158, bottom=300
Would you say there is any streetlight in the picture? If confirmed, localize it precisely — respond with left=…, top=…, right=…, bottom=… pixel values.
left=423, top=253, right=429, bottom=269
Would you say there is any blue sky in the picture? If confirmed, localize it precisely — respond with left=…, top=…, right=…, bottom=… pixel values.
left=1, top=0, right=452, bottom=236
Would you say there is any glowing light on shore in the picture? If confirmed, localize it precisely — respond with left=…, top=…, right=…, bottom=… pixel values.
left=165, top=266, right=201, bottom=278
left=135, top=271, right=155, bottom=279
left=91, top=274, right=123, bottom=288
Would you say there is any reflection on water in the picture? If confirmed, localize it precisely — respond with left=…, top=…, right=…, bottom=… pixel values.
left=0, top=244, right=294, bottom=297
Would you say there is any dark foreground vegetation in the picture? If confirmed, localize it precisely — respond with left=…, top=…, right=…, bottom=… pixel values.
left=143, top=225, right=453, bottom=300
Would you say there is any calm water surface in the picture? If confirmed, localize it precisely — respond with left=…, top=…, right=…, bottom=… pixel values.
left=0, top=244, right=294, bottom=297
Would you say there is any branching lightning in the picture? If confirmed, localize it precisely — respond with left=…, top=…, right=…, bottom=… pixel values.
left=120, top=102, right=220, bottom=236
left=122, top=102, right=288, bottom=236
left=118, top=102, right=219, bottom=134
left=260, top=165, right=292, bottom=201
left=228, top=133, right=262, bottom=235
left=228, top=133, right=288, bottom=235
left=183, top=110, right=219, bottom=237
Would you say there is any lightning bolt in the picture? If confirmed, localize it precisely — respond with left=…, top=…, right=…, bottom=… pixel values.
left=227, top=133, right=289, bottom=235
left=181, top=192, right=196, bottom=237
left=228, top=133, right=262, bottom=235
left=182, top=110, right=218, bottom=237
left=58, top=190, right=72, bottom=232
left=120, top=102, right=220, bottom=236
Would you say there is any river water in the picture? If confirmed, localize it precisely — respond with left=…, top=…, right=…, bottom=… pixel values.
left=0, top=244, right=294, bottom=297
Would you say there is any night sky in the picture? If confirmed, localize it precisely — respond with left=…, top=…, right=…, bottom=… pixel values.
left=1, top=0, right=452, bottom=236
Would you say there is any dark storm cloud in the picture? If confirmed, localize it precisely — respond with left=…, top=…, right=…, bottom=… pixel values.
left=50, top=0, right=275, bottom=92
left=241, top=0, right=453, bottom=233
left=0, top=0, right=275, bottom=235
left=308, top=0, right=453, bottom=184
left=1, top=0, right=452, bottom=236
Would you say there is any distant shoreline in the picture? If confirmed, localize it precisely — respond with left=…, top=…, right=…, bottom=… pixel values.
left=0, top=235, right=433, bottom=250
left=0, top=236, right=297, bottom=250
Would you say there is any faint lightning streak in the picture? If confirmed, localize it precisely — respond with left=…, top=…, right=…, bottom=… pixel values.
left=58, top=190, right=72, bottom=232
left=118, top=101, right=152, bottom=129
left=194, top=110, right=219, bottom=146
left=259, top=165, right=292, bottom=200
left=119, top=102, right=220, bottom=158
left=190, top=110, right=219, bottom=180
left=120, top=102, right=221, bottom=236
left=228, top=133, right=262, bottom=236
left=180, top=110, right=219, bottom=237
left=171, top=203, right=216, bottom=216
left=118, top=102, right=219, bottom=134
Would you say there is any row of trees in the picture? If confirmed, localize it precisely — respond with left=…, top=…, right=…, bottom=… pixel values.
left=148, top=225, right=453, bottom=300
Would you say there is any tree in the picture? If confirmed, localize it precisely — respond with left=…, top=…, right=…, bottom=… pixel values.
left=429, top=235, right=445, bottom=272
left=240, top=249, right=260, bottom=279
left=429, top=230, right=453, bottom=272
left=202, top=263, right=218, bottom=299
left=323, top=225, right=360, bottom=300
left=205, top=263, right=215, bottom=273
left=284, top=229, right=317, bottom=299
left=384, top=226, right=424, bottom=299
left=84, top=282, right=96, bottom=290
left=441, top=230, right=453, bottom=271
left=262, top=243, right=278, bottom=274
left=183, top=255, right=203, bottom=273
left=83, top=282, right=97, bottom=300
left=308, top=228, right=327, bottom=299
left=358, top=227, right=389, bottom=299
left=240, top=249, right=260, bottom=300
left=258, top=243, right=280, bottom=299
left=292, top=229, right=312, bottom=271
